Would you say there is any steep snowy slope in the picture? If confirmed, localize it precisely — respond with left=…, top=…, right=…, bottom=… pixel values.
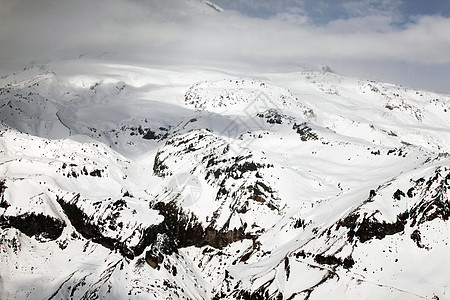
left=1, top=60, right=449, bottom=299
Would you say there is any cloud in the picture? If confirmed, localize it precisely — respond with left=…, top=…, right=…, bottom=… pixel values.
left=0, top=0, right=449, bottom=92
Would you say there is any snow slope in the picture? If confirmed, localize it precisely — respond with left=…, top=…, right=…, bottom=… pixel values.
left=0, top=59, right=449, bottom=299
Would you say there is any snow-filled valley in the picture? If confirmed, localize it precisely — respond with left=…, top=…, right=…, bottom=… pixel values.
left=0, top=59, right=449, bottom=299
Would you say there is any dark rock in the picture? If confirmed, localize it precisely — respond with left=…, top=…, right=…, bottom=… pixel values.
left=0, top=180, right=9, bottom=209
left=256, top=109, right=285, bottom=124
left=122, top=191, right=132, bottom=198
left=407, top=187, right=415, bottom=198
left=145, top=251, right=164, bottom=269
left=314, top=254, right=340, bottom=266
left=153, top=150, right=169, bottom=177
left=313, top=253, right=354, bottom=270
left=340, top=211, right=409, bottom=243
left=240, top=251, right=252, bottom=262
left=293, top=218, right=305, bottom=229
left=57, top=194, right=134, bottom=259
left=58, top=193, right=253, bottom=265
left=295, top=250, right=306, bottom=259
left=284, top=257, right=290, bottom=280
left=343, top=257, right=355, bottom=269
left=89, top=169, right=102, bottom=177
left=142, top=129, right=159, bottom=140
left=0, top=213, right=65, bottom=241
left=152, top=201, right=252, bottom=249
left=293, top=123, right=318, bottom=141
left=410, top=229, right=427, bottom=249
left=393, top=189, right=405, bottom=200
left=409, top=168, right=449, bottom=226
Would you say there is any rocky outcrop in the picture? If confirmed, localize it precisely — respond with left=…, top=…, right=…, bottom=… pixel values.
left=293, top=122, right=318, bottom=141
left=409, top=167, right=450, bottom=226
left=57, top=195, right=136, bottom=258
left=57, top=193, right=252, bottom=266
left=152, top=201, right=252, bottom=249
left=0, top=213, right=65, bottom=241
left=339, top=211, right=409, bottom=243
left=0, top=180, right=8, bottom=209
left=256, top=109, right=291, bottom=124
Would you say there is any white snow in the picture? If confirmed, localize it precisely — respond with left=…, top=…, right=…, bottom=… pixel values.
left=1, top=58, right=449, bottom=299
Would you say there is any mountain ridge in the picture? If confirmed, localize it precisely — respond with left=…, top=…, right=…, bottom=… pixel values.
left=0, top=60, right=449, bottom=299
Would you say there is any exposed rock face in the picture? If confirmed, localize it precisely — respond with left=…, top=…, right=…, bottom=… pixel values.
left=409, top=167, right=450, bottom=226
left=57, top=193, right=252, bottom=265
left=0, top=180, right=8, bottom=209
left=141, top=126, right=170, bottom=140
left=339, top=211, right=409, bottom=243
left=143, top=200, right=254, bottom=269
left=293, top=122, right=319, bottom=141
left=256, top=109, right=292, bottom=124
left=0, top=213, right=65, bottom=241
left=57, top=195, right=136, bottom=258
left=152, top=201, right=252, bottom=249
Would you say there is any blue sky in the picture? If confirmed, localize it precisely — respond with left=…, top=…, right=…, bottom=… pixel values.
left=212, top=0, right=450, bottom=25
left=0, top=0, right=449, bottom=93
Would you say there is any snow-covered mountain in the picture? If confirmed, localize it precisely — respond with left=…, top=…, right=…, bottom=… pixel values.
left=0, top=59, right=449, bottom=299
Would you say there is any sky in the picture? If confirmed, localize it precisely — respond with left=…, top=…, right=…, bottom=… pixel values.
left=0, top=0, right=449, bottom=93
